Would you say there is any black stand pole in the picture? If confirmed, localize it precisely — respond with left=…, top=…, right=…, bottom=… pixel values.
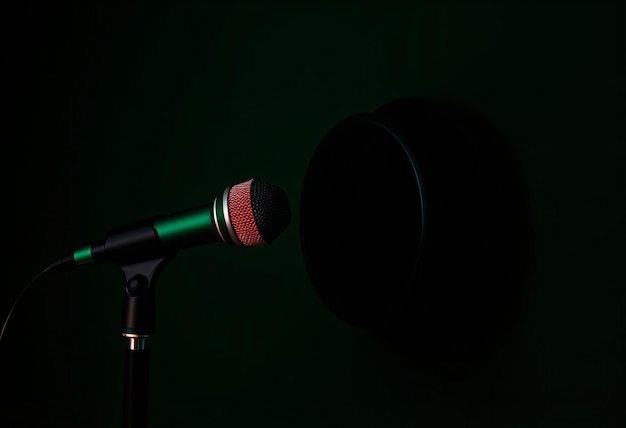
left=119, top=255, right=174, bottom=428
left=123, top=341, right=150, bottom=428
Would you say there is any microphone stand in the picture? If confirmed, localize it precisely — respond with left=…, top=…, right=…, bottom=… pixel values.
left=119, top=254, right=175, bottom=428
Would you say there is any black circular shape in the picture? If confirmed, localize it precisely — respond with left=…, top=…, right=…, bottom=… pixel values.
left=300, top=96, right=529, bottom=377
left=300, top=112, right=425, bottom=328
left=126, top=275, right=149, bottom=297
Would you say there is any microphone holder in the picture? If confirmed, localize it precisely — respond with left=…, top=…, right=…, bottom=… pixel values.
left=119, top=254, right=175, bottom=428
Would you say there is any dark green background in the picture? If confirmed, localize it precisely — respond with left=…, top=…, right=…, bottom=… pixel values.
left=1, top=1, right=624, bottom=427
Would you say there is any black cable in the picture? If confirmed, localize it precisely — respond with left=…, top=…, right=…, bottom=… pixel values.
left=0, top=255, right=74, bottom=347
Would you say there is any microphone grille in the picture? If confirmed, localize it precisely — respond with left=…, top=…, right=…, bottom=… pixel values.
left=228, top=178, right=291, bottom=247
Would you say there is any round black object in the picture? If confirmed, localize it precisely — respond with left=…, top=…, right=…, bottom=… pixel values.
left=300, top=108, right=426, bottom=328
left=300, top=96, right=528, bottom=376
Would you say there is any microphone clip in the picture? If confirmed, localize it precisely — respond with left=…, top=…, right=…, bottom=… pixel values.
left=119, top=254, right=176, bottom=338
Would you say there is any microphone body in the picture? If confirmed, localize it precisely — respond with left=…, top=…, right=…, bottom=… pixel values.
left=71, top=178, right=291, bottom=266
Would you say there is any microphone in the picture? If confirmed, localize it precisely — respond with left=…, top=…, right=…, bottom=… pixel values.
left=0, top=178, right=290, bottom=349
left=67, top=178, right=291, bottom=267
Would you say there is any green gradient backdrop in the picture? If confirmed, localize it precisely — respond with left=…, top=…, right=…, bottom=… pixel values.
left=1, top=1, right=624, bottom=427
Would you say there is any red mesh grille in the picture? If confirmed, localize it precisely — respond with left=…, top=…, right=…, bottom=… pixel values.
left=228, top=179, right=267, bottom=247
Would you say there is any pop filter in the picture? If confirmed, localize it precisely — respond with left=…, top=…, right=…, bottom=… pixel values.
left=300, top=96, right=529, bottom=377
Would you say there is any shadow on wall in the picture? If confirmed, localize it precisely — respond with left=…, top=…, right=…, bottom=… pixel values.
left=300, top=95, right=531, bottom=382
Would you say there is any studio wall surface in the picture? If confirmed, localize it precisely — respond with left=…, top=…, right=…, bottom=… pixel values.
left=1, top=1, right=624, bottom=427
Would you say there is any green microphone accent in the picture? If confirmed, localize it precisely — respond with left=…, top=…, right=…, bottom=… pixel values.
left=74, top=245, right=94, bottom=265
left=153, top=206, right=215, bottom=246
